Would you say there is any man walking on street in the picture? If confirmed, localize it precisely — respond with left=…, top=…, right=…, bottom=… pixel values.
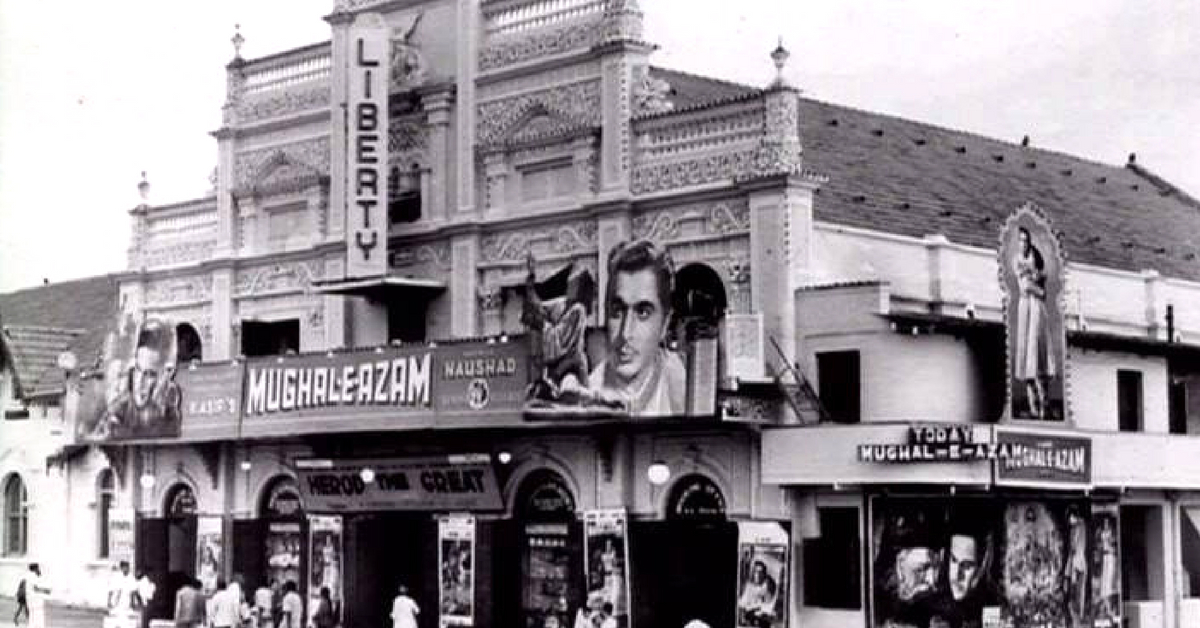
left=173, top=577, right=206, bottom=628
left=11, top=565, right=30, bottom=626
left=24, top=564, right=50, bottom=628
left=280, top=581, right=303, bottom=628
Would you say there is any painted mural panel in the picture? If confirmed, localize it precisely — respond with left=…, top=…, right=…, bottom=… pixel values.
left=870, top=497, right=1120, bottom=628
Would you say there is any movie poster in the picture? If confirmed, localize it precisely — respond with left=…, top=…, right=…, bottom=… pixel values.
left=583, top=509, right=632, bottom=628
left=108, top=508, right=136, bottom=565
left=307, top=515, right=343, bottom=628
left=870, top=497, right=1118, bottom=628
left=1089, top=506, right=1121, bottom=627
left=522, top=238, right=721, bottom=419
left=195, top=516, right=223, bottom=595
left=76, top=314, right=184, bottom=441
left=735, top=521, right=789, bottom=628
left=439, top=515, right=476, bottom=627
left=999, top=204, right=1068, bottom=422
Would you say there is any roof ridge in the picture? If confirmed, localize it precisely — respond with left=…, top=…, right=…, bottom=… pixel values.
left=799, top=95, right=1138, bottom=177
left=0, top=272, right=120, bottom=297
left=1127, top=162, right=1200, bottom=210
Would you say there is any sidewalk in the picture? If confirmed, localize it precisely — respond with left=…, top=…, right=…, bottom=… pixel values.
left=0, top=594, right=107, bottom=626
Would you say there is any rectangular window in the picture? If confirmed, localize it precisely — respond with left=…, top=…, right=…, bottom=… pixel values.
left=817, top=351, right=861, bottom=423
left=803, top=507, right=862, bottom=609
left=1170, top=376, right=1188, bottom=435
left=1118, top=370, right=1143, bottom=432
left=388, top=302, right=427, bottom=344
left=98, top=492, right=113, bottom=559
left=241, top=319, right=301, bottom=357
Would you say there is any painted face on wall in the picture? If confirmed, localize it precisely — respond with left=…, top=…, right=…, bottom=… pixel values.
left=131, top=346, right=162, bottom=407
left=894, top=547, right=940, bottom=601
left=605, top=268, right=668, bottom=385
left=948, top=535, right=980, bottom=600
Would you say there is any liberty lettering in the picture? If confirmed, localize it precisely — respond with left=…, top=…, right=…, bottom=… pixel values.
left=356, top=37, right=380, bottom=67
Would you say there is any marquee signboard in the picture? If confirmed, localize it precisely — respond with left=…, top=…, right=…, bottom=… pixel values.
left=994, top=429, right=1091, bottom=487
left=294, top=455, right=503, bottom=512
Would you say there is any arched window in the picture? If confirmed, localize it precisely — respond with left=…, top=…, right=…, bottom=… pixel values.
left=176, top=323, right=203, bottom=364
left=3, top=474, right=29, bottom=556
left=666, top=473, right=727, bottom=521
left=97, top=469, right=115, bottom=558
left=672, top=263, right=728, bottom=341
left=164, top=483, right=197, bottom=518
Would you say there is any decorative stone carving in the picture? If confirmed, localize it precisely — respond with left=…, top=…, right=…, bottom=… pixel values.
left=632, top=148, right=756, bottom=195
left=479, top=20, right=599, bottom=72
left=235, top=138, right=330, bottom=191
left=476, top=286, right=504, bottom=311
left=389, top=116, right=429, bottom=169
left=391, top=12, right=427, bottom=90
left=332, top=0, right=388, bottom=12
left=632, top=212, right=680, bottom=242
left=307, top=306, right=325, bottom=330
left=477, top=81, right=601, bottom=147
left=632, top=70, right=674, bottom=117
left=598, top=0, right=644, bottom=45
left=720, top=395, right=775, bottom=421
left=481, top=221, right=598, bottom=263
left=145, top=275, right=214, bottom=306
left=708, top=202, right=751, bottom=234
left=235, top=260, right=322, bottom=297
left=142, top=240, right=217, bottom=269
left=724, top=258, right=751, bottom=285
left=389, top=243, right=452, bottom=271
left=236, top=84, right=330, bottom=124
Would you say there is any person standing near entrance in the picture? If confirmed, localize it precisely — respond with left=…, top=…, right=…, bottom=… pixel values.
left=25, top=563, right=51, bottom=628
left=390, top=584, right=420, bottom=628
left=173, top=577, right=206, bottom=628
left=280, top=581, right=304, bottom=628
left=210, top=579, right=240, bottom=628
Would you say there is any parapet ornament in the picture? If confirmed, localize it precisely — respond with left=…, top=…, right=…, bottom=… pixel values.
left=391, top=12, right=427, bottom=90
left=632, top=71, right=673, bottom=117
left=235, top=84, right=330, bottom=125
left=481, top=221, right=598, bottom=263
left=477, top=81, right=601, bottom=147
left=479, top=20, right=599, bottom=72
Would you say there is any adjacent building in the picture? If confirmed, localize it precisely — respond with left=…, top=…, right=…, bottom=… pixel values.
left=6, top=1, right=1199, bottom=627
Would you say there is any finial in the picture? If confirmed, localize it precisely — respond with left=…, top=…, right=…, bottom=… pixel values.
left=1128, top=152, right=1137, bottom=165
left=770, top=37, right=791, bottom=88
left=1020, top=135, right=1030, bottom=148
left=137, top=171, right=150, bottom=204
left=231, top=24, right=245, bottom=60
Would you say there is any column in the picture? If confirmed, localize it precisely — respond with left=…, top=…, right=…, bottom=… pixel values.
left=213, top=129, right=238, bottom=258
left=211, top=268, right=234, bottom=361
left=423, top=88, right=454, bottom=223
left=455, top=0, right=479, bottom=214
left=451, top=233, right=480, bottom=336
left=326, top=15, right=352, bottom=245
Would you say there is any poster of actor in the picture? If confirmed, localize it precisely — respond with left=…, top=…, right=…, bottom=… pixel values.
left=582, top=510, right=631, bottom=628
left=735, top=522, right=789, bottom=628
left=307, top=515, right=343, bottom=628
left=76, top=314, right=184, bottom=441
left=196, top=516, right=223, bottom=595
left=1089, top=507, right=1121, bottom=627
left=439, top=516, right=475, bottom=627
left=523, top=239, right=689, bottom=418
left=998, top=204, right=1067, bottom=421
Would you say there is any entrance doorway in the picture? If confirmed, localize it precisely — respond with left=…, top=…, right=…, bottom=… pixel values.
left=346, top=512, right=436, bottom=628
left=138, top=483, right=199, bottom=622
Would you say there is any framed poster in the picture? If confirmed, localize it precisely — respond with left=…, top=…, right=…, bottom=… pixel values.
left=307, top=515, right=343, bottom=628
left=735, top=521, right=788, bottom=628
left=196, top=516, right=223, bottom=595
left=439, top=515, right=476, bottom=627
left=583, top=509, right=632, bottom=628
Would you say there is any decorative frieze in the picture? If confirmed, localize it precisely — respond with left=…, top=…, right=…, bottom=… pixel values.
left=389, top=243, right=452, bottom=272
left=480, top=220, right=598, bottom=263
left=477, top=81, right=601, bottom=147
left=631, top=200, right=751, bottom=244
left=141, top=239, right=217, bottom=269
left=234, top=138, right=330, bottom=192
left=234, top=260, right=322, bottom=298
left=145, top=275, right=214, bottom=307
left=235, top=84, right=330, bottom=125
left=631, top=148, right=756, bottom=195
left=479, top=20, right=599, bottom=72
left=632, top=67, right=674, bottom=117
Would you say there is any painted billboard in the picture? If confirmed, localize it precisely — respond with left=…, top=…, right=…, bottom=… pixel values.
left=524, top=238, right=722, bottom=419
left=999, top=203, right=1068, bottom=422
left=870, top=496, right=1120, bottom=628
left=76, top=314, right=183, bottom=441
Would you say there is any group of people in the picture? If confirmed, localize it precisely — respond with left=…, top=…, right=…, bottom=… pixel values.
left=172, top=576, right=315, bottom=628
left=524, top=239, right=687, bottom=417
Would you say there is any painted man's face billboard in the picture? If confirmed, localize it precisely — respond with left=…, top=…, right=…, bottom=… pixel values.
left=871, top=497, right=1120, bottom=628
left=76, top=314, right=183, bottom=441
left=524, top=239, right=718, bottom=418
left=999, top=204, right=1068, bottom=422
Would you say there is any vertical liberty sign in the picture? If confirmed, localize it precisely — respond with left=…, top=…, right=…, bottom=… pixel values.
left=346, top=14, right=389, bottom=277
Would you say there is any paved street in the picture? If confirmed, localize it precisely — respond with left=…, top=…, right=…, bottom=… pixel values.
left=0, top=596, right=106, bottom=628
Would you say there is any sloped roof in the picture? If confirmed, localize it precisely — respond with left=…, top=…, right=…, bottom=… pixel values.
left=0, top=275, right=120, bottom=398
left=648, top=67, right=1200, bottom=282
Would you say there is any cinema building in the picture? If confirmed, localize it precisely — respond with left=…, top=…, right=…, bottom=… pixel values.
left=50, top=1, right=1200, bottom=627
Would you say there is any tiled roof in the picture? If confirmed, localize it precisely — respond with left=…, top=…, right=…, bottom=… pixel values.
left=0, top=275, right=120, bottom=397
left=649, top=67, right=1200, bottom=282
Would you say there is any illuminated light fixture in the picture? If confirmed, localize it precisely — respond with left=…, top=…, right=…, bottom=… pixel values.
left=497, top=451, right=513, bottom=465
left=647, top=461, right=671, bottom=486
left=360, top=467, right=376, bottom=484
left=375, top=346, right=384, bottom=353
left=139, top=473, right=156, bottom=489
left=499, top=334, right=508, bottom=344
left=240, top=459, right=252, bottom=472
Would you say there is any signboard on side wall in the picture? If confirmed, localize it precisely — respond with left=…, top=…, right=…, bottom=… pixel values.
left=994, top=429, right=1091, bottom=488
left=108, top=507, right=136, bottom=564
left=345, top=13, right=390, bottom=278
left=435, top=341, right=527, bottom=417
left=998, top=203, right=1069, bottom=422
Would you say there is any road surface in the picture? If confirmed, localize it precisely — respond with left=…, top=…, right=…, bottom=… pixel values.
left=0, top=596, right=106, bottom=628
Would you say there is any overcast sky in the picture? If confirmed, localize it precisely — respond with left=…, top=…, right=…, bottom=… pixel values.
left=2, top=0, right=1197, bottom=292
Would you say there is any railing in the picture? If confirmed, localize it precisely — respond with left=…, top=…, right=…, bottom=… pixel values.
left=239, top=43, right=332, bottom=98
left=484, top=0, right=608, bottom=36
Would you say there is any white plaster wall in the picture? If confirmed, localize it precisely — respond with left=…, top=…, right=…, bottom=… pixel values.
left=1070, top=348, right=1169, bottom=432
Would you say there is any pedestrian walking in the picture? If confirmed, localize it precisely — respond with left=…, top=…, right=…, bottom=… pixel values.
left=11, top=566, right=29, bottom=626
left=279, top=581, right=303, bottom=628
left=174, top=577, right=206, bottom=628
left=253, top=581, right=274, bottom=628
left=24, top=563, right=51, bottom=628
left=210, top=579, right=241, bottom=628
left=390, top=584, right=420, bottom=628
